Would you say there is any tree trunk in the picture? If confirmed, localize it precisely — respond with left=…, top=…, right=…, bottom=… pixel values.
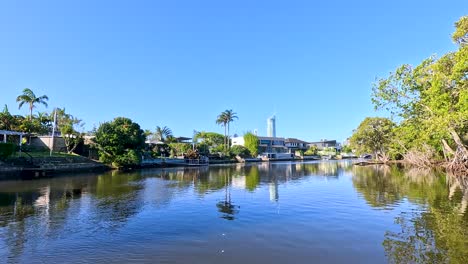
left=29, top=104, right=33, bottom=120
left=227, top=122, right=230, bottom=150
left=224, top=125, right=227, bottom=152
left=442, top=139, right=455, bottom=161
left=447, top=129, right=468, bottom=176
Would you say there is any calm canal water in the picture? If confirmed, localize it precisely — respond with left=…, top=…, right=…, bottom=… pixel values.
left=0, top=161, right=467, bottom=264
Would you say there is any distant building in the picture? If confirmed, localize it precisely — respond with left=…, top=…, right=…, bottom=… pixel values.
left=258, top=136, right=286, bottom=153
left=267, top=115, right=276, bottom=137
left=284, top=138, right=309, bottom=153
left=231, top=136, right=287, bottom=154
left=308, top=139, right=337, bottom=150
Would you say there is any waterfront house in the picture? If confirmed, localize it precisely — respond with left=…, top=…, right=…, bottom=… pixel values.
left=308, top=139, right=338, bottom=150
left=285, top=138, right=309, bottom=153
left=232, top=136, right=288, bottom=154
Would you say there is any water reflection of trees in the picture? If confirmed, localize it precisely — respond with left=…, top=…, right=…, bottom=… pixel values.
left=0, top=161, right=355, bottom=261
left=351, top=165, right=468, bottom=263
left=153, top=161, right=351, bottom=195
left=0, top=171, right=148, bottom=262
left=92, top=171, right=145, bottom=228
left=0, top=177, right=92, bottom=263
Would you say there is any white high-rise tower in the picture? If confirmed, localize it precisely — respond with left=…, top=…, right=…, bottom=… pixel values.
left=267, top=115, right=276, bottom=137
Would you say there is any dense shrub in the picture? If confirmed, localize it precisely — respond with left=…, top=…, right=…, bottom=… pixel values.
left=0, top=143, right=16, bottom=160
left=230, top=145, right=251, bottom=158
left=94, top=117, right=146, bottom=168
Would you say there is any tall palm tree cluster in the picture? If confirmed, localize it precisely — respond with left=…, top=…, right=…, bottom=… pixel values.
left=216, top=109, right=238, bottom=151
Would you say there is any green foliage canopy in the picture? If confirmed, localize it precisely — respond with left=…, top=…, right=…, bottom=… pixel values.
left=243, top=132, right=259, bottom=157
left=53, top=108, right=84, bottom=153
left=304, top=145, right=318, bottom=156
left=194, top=131, right=224, bottom=145
left=94, top=117, right=146, bottom=167
left=371, top=16, right=468, bottom=156
left=349, top=117, right=395, bottom=156
left=168, top=143, right=191, bottom=157
left=230, top=145, right=251, bottom=158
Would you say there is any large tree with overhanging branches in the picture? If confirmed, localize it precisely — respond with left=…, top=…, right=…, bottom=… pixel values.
left=371, top=16, right=468, bottom=173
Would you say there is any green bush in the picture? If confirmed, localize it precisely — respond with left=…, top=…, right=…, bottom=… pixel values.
left=94, top=117, right=146, bottom=168
left=20, top=145, right=49, bottom=152
left=230, top=145, right=251, bottom=158
left=244, top=132, right=259, bottom=157
left=304, top=145, right=318, bottom=156
left=113, top=149, right=140, bottom=168
left=0, top=143, right=16, bottom=160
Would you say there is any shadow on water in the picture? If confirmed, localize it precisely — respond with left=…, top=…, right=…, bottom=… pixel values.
left=351, top=165, right=468, bottom=264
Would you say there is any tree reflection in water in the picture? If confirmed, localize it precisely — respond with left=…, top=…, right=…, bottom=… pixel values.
left=216, top=168, right=239, bottom=220
left=5, top=162, right=461, bottom=263
left=352, top=165, right=468, bottom=263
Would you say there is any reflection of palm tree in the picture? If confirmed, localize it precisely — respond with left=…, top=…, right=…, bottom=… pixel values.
left=216, top=170, right=238, bottom=220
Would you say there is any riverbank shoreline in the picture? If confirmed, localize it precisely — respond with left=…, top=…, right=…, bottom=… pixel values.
left=0, top=156, right=111, bottom=181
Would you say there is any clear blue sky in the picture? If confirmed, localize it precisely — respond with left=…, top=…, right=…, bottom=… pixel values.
left=0, top=0, right=466, bottom=142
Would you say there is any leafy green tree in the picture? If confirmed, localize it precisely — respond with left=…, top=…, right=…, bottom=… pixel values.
left=243, top=132, right=259, bottom=157
left=19, top=118, right=48, bottom=143
left=349, top=117, right=395, bottom=160
left=194, top=131, right=224, bottom=153
left=54, top=108, right=84, bottom=153
left=168, top=143, right=191, bottom=157
left=16, top=88, right=49, bottom=120
left=0, top=105, right=18, bottom=131
left=371, top=16, right=468, bottom=169
left=304, top=145, right=318, bottom=156
left=453, top=15, right=468, bottom=46
left=341, top=145, right=353, bottom=153
left=230, top=145, right=251, bottom=158
left=94, top=117, right=146, bottom=167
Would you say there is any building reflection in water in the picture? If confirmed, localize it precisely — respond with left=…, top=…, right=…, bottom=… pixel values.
left=269, top=176, right=279, bottom=202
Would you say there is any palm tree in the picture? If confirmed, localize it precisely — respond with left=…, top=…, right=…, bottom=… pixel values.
left=16, top=88, right=49, bottom=120
left=155, top=126, right=173, bottom=143
left=223, top=110, right=238, bottom=150
left=218, top=109, right=239, bottom=151
left=216, top=112, right=228, bottom=151
left=216, top=110, right=238, bottom=151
